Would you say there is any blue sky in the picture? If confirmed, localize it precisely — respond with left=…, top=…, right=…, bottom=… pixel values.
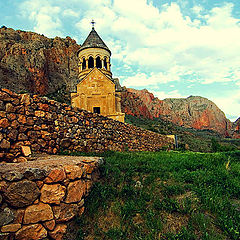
left=1, top=0, right=240, bottom=121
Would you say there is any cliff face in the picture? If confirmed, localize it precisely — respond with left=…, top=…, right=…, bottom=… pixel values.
left=231, top=118, right=240, bottom=139
left=122, top=88, right=232, bottom=135
left=0, top=27, right=79, bottom=96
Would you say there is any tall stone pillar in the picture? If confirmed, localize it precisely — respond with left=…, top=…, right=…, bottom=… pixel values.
left=101, top=59, right=104, bottom=69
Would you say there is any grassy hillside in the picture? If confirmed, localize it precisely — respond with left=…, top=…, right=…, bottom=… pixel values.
left=125, top=115, right=240, bottom=152
left=66, top=151, right=240, bottom=240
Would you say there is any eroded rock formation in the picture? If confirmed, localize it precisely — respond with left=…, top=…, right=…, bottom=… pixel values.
left=0, top=26, right=79, bottom=97
left=122, top=88, right=232, bottom=136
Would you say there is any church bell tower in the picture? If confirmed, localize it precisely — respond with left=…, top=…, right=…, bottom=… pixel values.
left=71, top=21, right=125, bottom=122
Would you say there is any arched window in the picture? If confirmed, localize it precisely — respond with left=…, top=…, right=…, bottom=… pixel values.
left=88, top=56, right=94, bottom=68
left=82, top=58, right=86, bottom=70
left=104, top=57, right=107, bottom=70
left=96, top=56, right=102, bottom=68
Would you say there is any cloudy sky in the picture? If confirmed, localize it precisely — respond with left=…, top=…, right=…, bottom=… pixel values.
left=1, top=0, right=240, bottom=121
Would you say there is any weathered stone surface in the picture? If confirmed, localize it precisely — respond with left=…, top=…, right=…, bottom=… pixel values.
left=65, top=180, right=85, bottom=203
left=53, top=203, right=79, bottom=222
left=44, top=168, right=66, bottom=183
left=2, top=171, right=23, bottom=181
left=1, top=223, right=21, bottom=232
left=15, top=224, right=47, bottom=240
left=21, top=146, right=31, bottom=157
left=23, top=168, right=47, bottom=180
left=0, top=118, right=10, bottom=128
left=0, top=139, right=10, bottom=149
left=3, top=180, right=40, bottom=207
left=43, top=219, right=55, bottom=231
left=20, top=94, right=31, bottom=105
left=6, top=103, right=15, bottom=112
left=23, top=202, right=53, bottom=224
left=40, top=184, right=66, bottom=204
left=14, top=156, right=28, bottom=163
left=122, top=88, right=232, bottom=136
left=0, top=208, right=14, bottom=226
left=49, top=224, right=67, bottom=240
left=0, top=233, right=9, bottom=240
left=64, top=165, right=83, bottom=180
left=13, top=209, right=25, bottom=224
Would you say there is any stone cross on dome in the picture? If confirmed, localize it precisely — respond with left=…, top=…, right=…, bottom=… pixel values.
left=91, top=19, right=95, bottom=29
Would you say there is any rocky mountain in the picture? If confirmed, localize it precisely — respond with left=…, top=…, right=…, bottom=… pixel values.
left=122, top=88, right=232, bottom=136
left=231, top=118, right=240, bottom=139
left=0, top=26, right=79, bottom=98
left=0, top=27, right=237, bottom=137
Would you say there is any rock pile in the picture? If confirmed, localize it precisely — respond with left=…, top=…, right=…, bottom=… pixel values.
left=0, top=88, right=174, bottom=163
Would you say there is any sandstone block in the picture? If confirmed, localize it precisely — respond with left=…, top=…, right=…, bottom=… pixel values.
left=49, top=224, right=67, bottom=240
left=15, top=224, right=47, bottom=240
left=64, top=165, right=83, bottom=180
left=23, top=168, right=47, bottom=180
left=24, top=202, right=53, bottom=224
left=43, top=219, right=55, bottom=231
left=14, top=156, right=28, bottom=163
left=35, top=110, right=45, bottom=118
left=44, top=168, right=66, bottom=183
left=40, top=184, right=66, bottom=204
left=21, top=146, right=31, bottom=157
left=65, top=180, right=85, bottom=203
left=1, top=223, right=21, bottom=232
left=13, top=209, right=25, bottom=224
left=0, top=118, right=10, bottom=128
left=0, top=208, right=14, bottom=226
left=53, top=203, right=79, bottom=222
left=0, top=139, right=10, bottom=149
left=7, top=113, right=16, bottom=121
left=18, top=115, right=26, bottom=124
left=2, top=171, right=23, bottom=181
left=0, top=100, right=5, bottom=110
left=20, top=94, right=31, bottom=105
left=5, top=103, right=15, bottom=112
left=4, top=180, right=40, bottom=207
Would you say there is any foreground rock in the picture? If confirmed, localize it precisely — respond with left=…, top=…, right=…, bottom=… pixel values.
left=0, top=155, right=102, bottom=239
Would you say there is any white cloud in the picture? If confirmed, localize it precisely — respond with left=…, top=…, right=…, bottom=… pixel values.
left=151, top=89, right=186, bottom=100
left=63, top=9, right=79, bottom=18
left=212, top=89, right=240, bottom=122
left=20, top=0, right=63, bottom=37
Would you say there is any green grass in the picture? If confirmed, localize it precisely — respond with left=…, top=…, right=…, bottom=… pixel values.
left=70, top=150, right=240, bottom=240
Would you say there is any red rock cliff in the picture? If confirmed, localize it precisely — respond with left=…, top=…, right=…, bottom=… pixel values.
left=0, top=26, right=79, bottom=95
left=121, top=88, right=232, bottom=136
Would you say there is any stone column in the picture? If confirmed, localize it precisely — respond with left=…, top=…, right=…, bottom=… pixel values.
left=94, top=58, right=96, bottom=68
left=101, top=58, right=104, bottom=69
left=86, top=59, right=88, bottom=69
left=107, top=58, right=110, bottom=71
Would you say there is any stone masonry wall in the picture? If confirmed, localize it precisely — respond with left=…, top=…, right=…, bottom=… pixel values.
left=0, top=88, right=174, bottom=162
left=0, top=155, right=102, bottom=240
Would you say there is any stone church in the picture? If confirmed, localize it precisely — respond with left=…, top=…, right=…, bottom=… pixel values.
left=71, top=23, right=125, bottom=122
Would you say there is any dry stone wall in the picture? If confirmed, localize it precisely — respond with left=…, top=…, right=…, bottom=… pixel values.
left=0, top=155, right=102, bottom=240
left=0, top=88, right=173, bottom=162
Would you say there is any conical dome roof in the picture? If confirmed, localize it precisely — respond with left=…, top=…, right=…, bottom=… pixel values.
left=79, top=28, right=111, bottom=54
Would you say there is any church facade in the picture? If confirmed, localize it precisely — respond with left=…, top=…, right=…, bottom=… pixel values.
left=71, top=24, right=125, bottom=122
